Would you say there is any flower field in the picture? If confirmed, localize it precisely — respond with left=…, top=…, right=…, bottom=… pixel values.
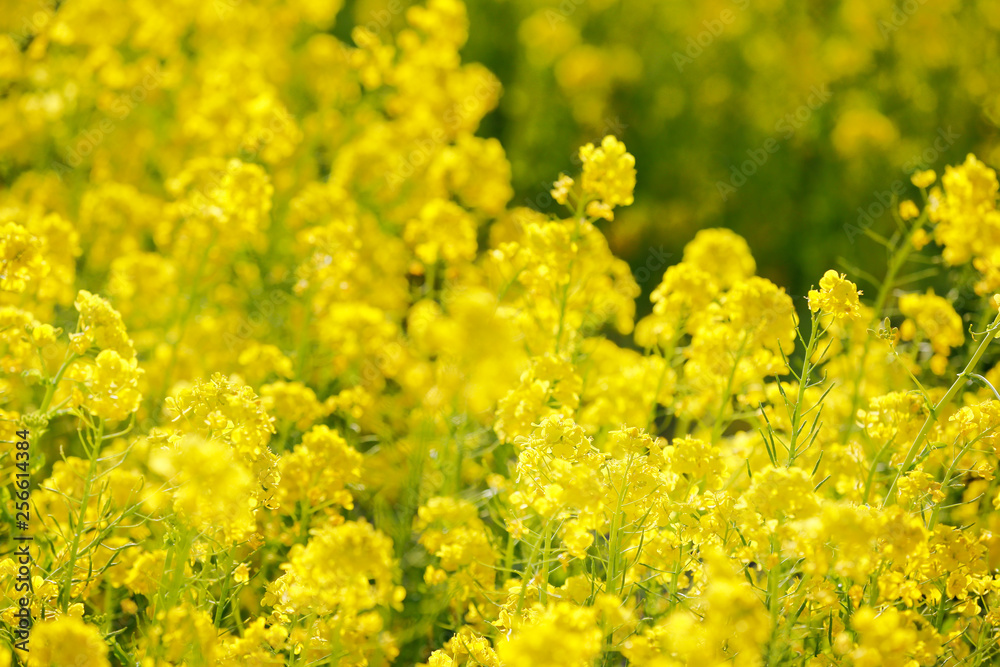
left=4, top=0, right=1000, bottom=666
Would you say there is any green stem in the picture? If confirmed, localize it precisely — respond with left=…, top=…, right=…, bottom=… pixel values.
left=553, top=197, right=589, bottom=355
left=60, top=420, right=102, bottom=610
left=538, top=524, right=551, bottom=605
left=292, top=294, right=315, bottom=381
left=155, top=228, right=218, bottom=411
left=38, top=352, right=78, bottom=416
left=164, top=528, right=194, bottom=612
left=883, top=310, right=1000, bottom=507
left=298, top=498, right=312, bottom=542
left=276, top=420, right=293, bottom=453
left=517, top=518, right=548, bottom=615
left=647, top=329, right=680, bottom=431
left=928, top=430, right=987, bottom=529
left=711, top=332, right=749, bottom=445
left=668, top=542, right=687, bottom=613
left=862, top=438, right=895, bottom=506
left=841, top=218, right=922, bottom=446
left=787, top=314, right=821, bottom=466
left=606, top=455, right=633, bottom=597
left=214, top=546, right=235, bottom=627
left=502, top=526, right=517, bottom=585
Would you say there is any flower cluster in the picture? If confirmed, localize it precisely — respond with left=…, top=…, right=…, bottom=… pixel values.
left=3, top=2, right=1000, bottom=666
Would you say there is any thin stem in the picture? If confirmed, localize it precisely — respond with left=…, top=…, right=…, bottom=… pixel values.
left=554, top=196, right=590, bottom=354
left=154, top=228, right=219, bottom=411
left=842, top=216, right=924, bottom=446
left=214, top=546, right=236, bottom=627
left=60, top=420, right=103, bottom=610
left=711, top=331, right=749, bottom=444
left=883, top=310, right=1000, bottom=507
left=39, top=352, right=78, bottom=416
left=787, top=313, right=821, bottom=466
left=538, top=524, right=551, bottom=605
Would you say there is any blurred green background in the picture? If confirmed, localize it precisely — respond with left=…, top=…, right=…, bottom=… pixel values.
left=358, top=0, right=999, bottom=306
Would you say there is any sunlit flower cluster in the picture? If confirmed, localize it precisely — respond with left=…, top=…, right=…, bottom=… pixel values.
left=2, top=1, right=1000, bottom=666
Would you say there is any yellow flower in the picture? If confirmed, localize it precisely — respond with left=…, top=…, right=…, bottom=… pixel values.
left=561, top=519, right=595, bottom=559
left=71, top=290, right=135, bottom=359
left=682, top=228, right=756, bottom=289
left=551, top=173, right=574, bottom=205
left=166, top=374, right=279, bottom=503
left=150, top=435, right=259, bottom=544
left=27, top=617, right=109, bottom=667
left=899, top=291, right=964, bottom=374
left=899, top=199, right=920, bottom=220
left=0, top=222, right=46, bottom=294
left=911, top=228, right=931, bottom=250
left=277, top=425, right=363, bottom=511
left=848, top=606, right=939, bottom=667
left=74, top=349, right=144, bottom=422
left=31, top=323, right=58, bottom=346
left=265, top=519, right=403, bottom=618
left=143, top=602, right=219, bottom=664
left=926, top=154, right=1000, bottom=292
left=649, top=262, right=718, bottom=320
left=233, top=563, right=250, bottom=584
left=911, top=169, right=937, bottom=188
left=665, top=436, right=725, bottom=488
left=261, top=381, right=325, bottom=431
left=579, top=135, right=636, bottom=213
left=498, top=602, right=602, bottom=667
left=808, top=270, right=863, bottom=321
left=405, top=198, right=478, bottom=265
left=237, top=342, right=295, bottom=384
